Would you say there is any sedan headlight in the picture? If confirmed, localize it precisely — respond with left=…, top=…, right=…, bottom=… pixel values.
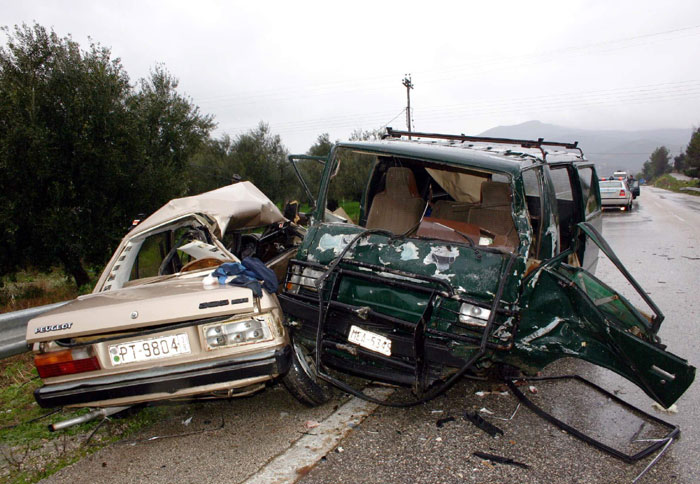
left=202, top=314, right=273, bottom=350
left=459, top=303, right=491, bottom=327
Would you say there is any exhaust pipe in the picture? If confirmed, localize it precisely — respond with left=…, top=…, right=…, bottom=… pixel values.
left=49, top=406, right=131, bottom=432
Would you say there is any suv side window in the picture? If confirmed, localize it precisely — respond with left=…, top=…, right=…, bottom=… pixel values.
left=548, top=165, right=579, bottom=253
left=522, top=168, right=543, bottom=259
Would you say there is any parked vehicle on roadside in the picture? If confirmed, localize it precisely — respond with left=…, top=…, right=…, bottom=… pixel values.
left=612, top=170, right=640, bottom=199
left=600, top=178, right=633, bottom=211
left=280, top=128, right=694, bottom=410
left=26, top=182, right=318, bottom=408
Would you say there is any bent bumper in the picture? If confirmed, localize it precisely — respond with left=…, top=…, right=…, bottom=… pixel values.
left=35, top=346, right=292, bottom=408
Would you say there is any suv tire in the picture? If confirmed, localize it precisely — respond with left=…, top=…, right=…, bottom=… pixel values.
left=282, top=343, right=332, bottom=406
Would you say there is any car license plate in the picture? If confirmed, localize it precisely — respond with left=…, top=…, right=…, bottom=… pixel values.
left=347, top=325, right=391, bottom=356
left=109, top=333, right=191, bottom=366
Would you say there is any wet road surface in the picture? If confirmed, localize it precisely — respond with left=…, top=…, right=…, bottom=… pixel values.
left=42, top=187, right=700, bottom=484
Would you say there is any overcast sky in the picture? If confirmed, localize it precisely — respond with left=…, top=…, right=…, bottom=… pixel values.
left=2, top=0, right=700, bottom=152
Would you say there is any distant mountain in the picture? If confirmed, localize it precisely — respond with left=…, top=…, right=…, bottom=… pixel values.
left=479, top=121, right=692, bottom=176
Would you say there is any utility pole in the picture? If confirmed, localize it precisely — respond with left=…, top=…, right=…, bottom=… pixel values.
left=402, top=74, right=414, bottom=138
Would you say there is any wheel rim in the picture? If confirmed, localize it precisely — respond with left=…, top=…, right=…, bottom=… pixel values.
left=293, top=342, right=318, bottom=382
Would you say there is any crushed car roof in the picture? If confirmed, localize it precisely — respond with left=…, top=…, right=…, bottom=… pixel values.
left=129, top=181, right=286, bottom=237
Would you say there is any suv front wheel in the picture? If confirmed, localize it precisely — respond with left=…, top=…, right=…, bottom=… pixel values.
left=282, top=343, right=332, bottom=406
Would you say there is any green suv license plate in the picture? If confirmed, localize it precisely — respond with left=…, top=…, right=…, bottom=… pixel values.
left=347, top=325, right=392, bottom=356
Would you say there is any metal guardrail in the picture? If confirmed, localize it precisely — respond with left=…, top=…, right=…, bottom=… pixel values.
left=0, top=301, right=70, bottom=359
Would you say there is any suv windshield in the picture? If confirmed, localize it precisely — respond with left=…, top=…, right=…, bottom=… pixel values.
left=324, top=148, right=517, bottom=252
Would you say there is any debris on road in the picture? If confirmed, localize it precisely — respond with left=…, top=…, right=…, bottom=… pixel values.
left=652, top=403, right=678, bottom=414
left=475, top=390, right=508, bottom=397
left=473, top=451, right=529, bottom=469
left=435, top=416, right=455, bottom=428
left=491, top=403, right=521, bottom=422
left=304, top=420, right=320, bottom=429
left=464, top=411, right=503, bottom=437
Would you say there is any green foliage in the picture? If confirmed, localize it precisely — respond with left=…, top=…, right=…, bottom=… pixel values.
left=325, top=127, right=384, bottom=207
left=233, top=122, right=293, bottom=201
left=641, top=146, right=671, bottom=180
left=0, top=24, right=213, bottom=286
left=289, top=133, right=333, bottom=206
left=129, top=65, right=215, bottom=202
left=187, top=122, right=298, bottom=204
left=673, top=152, right=686, bottom=172
left=684, top=128, right=700, bottom=178
left=653, top=174, right=700, bottom=195
left=188, top=135, right=240, bottom=195
left=340, top=200, right=360, bottom=223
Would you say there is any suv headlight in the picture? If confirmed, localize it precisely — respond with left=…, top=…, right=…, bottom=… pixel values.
left=202, top=314, right=274, bottom=350
left=287, top=265, right=324, bottom=293
left=459, top=303, right=491, bottom=327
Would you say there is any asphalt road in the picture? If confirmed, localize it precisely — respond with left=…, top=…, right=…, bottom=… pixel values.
left=42, top=187, right=700, bottom=484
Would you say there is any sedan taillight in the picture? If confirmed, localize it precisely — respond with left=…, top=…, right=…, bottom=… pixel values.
left=619, top=190, right=626, bottom=196
left=35, top=347, right=100, bottom=378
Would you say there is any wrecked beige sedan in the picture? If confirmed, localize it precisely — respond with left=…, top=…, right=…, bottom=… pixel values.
left=26, top=182, right=320, bottom=409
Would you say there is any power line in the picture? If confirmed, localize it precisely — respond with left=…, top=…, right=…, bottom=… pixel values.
left=380, top=108, right=409, bottom=130
left=194, top=24, right=700, bottom=112
left=221, top=80, right=700, bottom=136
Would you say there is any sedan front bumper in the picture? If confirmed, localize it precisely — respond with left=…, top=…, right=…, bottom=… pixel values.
left=34, top=346, right=291, bottom=408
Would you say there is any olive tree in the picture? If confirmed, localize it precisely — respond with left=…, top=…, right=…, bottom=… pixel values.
left=0, top=24, right=214, bottom=287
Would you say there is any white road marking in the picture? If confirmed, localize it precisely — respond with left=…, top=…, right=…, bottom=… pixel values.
left=673, top=214, right=685, bottom=222
left=242, top=387, right=394, bottom=484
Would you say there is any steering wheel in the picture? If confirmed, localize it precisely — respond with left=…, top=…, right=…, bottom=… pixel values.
left=180, top=257, right=228, bottom=273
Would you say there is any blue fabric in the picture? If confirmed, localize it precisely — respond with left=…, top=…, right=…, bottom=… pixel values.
left=210, top=258, right=278, bottom=297
left=241, top=257, right=279, bottom=294
left=227, top=274, right=263, bottom=298
left=212, top=262, right=257, bottom=285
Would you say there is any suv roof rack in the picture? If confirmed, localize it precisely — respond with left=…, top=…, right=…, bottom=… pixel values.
left=383, top=127, right=583, bottom=161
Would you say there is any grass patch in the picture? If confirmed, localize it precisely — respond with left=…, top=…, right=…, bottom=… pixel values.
left=0, top=267, right=99, bottom=313
left=0, top=352, right=167, bottom=483
left=340, top=201, right=361, bottom=224
left=1, top=269, right=166, bottom=483
left=653, top=174, right=700, bottom=195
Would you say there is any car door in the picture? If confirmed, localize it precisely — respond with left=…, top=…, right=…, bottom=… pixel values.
left=573, top=163, right=602, bottom=272
left=544, top=163, right=602, bottom=273
left=512, top=222, right=695, bottom=409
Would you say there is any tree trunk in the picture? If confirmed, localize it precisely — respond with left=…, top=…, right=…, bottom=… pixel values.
left=60, top=256, right=91, bottom=288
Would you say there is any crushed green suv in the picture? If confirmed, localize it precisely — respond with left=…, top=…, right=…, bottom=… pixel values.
left=279, top=128, right=694, bottom=409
